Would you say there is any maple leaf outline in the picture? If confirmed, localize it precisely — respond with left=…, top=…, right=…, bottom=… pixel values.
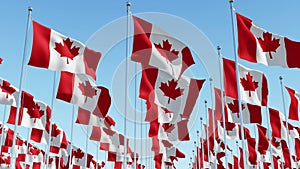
left=54, top=38, right=80, bottom=64
left=0, top=81, right=16, bottom=99
left=154, top=39, right=179, bottom=62
left=240, top=72, right=259, bottom=97
left=159, top=79, right=184, bottom=104
left=78, top=81, right=97, bottom=103
left=72, top=148, right=85, bottom=162
left=27, top=103, right=44, bottom=123
left=258, top=32, right=280, bottom=59
left=227, top=100, right=245, bottom=118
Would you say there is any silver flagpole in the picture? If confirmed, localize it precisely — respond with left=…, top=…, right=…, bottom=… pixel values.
left=68, top=105, right=76, bottom=168
left=46, top=71, right=57, bottom=169
left=236, top=141, right=239, bottom=168
left=204, top=100, right=210, bottom=166
left=85, top=125, right=90, bottom=168
left=196, top=131, right=200, bottom=169
left=217, top=46, right=228, bottom=168
left=265, top=106, right=274, bottom=169
left=134, top=37, right=137, bottom=169
left=228, top=0, right=247, bottom=168
left=200, top=117, right=205, bottom=169
left=10, top=7, right=32, bottom=169
left=194, top=141, right=198, bottom=169
left=140, top=101, right=143, bottom=169
left=96, top=143, right=99, bottom=169
left=209, top=78, right=217, bottom=168
left=123, top=2, right=131, bottom=168
left=279, top=76, right=293, bottom=167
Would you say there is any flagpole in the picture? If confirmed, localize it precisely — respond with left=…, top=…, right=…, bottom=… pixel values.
left=68, top=105, right=76, bottom=168
left=204, top=100, right=210, bottom=166
left=217, top=46, right=228, bottom=168
left=0, top=105, right=7, bottom=153
left=140, top=100, right=143, bottom=168
left=228, top=0, right=247, bottom=168
left=123, top=2, right=131, bottom=168
left=96, top=143, right=99, bottom=169
left=279, top=76, right=293, bottom=167
left=194, top=141, right=198, bottom=169
left=265, top=107, right=274, bottom=169
left=133, top=37, right=138, bottom=169
left=209, top=78, right=217, bottom=168
left=196, top=131, right=200, bottom=169
left=85, top=125, right=90, bottom=168
left=236, top=141, right=239, bottom=168
left=200, top=117, right=205, bottom=169
left=10, top=7, right=32, bottom=168
left=45, top=71, right=57, bottom=169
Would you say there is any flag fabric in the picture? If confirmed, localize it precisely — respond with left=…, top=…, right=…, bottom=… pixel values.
left=285, top=86, right=300, bottom=121
left=247, top=138, right=258, bottom=166
left=131, top=16, right=195, bottom=82
left=71, top=146, right=93, bottom=168
left=269, top=108, right=287, bottom=138
left=28, top=21, right=101, bottom=80
left=281, top=140, right=291, bottom=168
left=0, top=78, right=18, bottom=106
left=218, top=121, right=251, bottom=140
left=223, top=58, right=268, bottom=106
left=236, top=13, right=300, bottom=69
left=57, top=71, right=111, bottom=118
left=226, top=98, right=262, bottom=124
left=256, top=125, right=269, bottom=156
left=49, top=123, right=68, bottom=154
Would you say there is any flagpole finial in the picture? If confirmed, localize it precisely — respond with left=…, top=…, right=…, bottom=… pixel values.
left=28, top=7, right=33, bottom=11
left=204, top=100, right=207, bottom=104
left=197, top=130, right=199, bottom=134
left=217, top=46, right=221, bottom=51
left=126, top=2, right=131, bottom=7
left=236, top=141, right=238, bottom=144
left=200, top=117, right=203, bottom=120
left=279, top=76, right=283, bottom=81
left=209, top=78, right=213, bottom=82
left=229, top=0, right=234, bottom=3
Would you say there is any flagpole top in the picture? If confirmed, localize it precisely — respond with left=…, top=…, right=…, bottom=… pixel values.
left=236, top=141, right=238, bottom=144
left=204, top=100, right=207, bottom=104
left=200, top=117, right=203, bottom=120
left=217, top=46, right=221, bottom=51
left=197, top=130, right=199, bottom=134
left=279, top=76, right=283, bottom=81
left=28, top=7, right=33, bottom=11
left=126, top=2, right=131, bottom=7
left=229, top=0, right=234, bottom=3
left=194, top=141, right=196, bottom=145
left=209, top=78, right=213, bottom=82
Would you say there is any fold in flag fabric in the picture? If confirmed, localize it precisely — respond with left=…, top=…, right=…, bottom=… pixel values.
left=131, top=16, right=195, bottom=83
left=236, top=13, right=300, bottom=69
left=57, top=71, right=111, bottom=118
left=285, top=86, right=300, bottom=121
left=223, top=58, right=268, bottom=106
left=269, top=108, right=287, bottom=138
left=28, top=21, right=101, bottom=80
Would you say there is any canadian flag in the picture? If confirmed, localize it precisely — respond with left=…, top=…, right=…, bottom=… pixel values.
left=256, top=125, right=269, bottom=156
left=157, top=119, right=190, bottom=141
left=247, top=138, right=258, bottom=166
left=236, top=13, right=300, bottom=69
left=131, top=16, right=195, bottom=84
left=57, top=71, right=111, bottom=118
left=71, top=146, right=93, bottom=168
left=223, top=58, right=268, bottom=106
left=218, top=121, right=251, bottom=140
left=28, top=21, right=101, bottom=80
left=226, top=98, right=262, bottom=124
left=268, top=108, right=287, bottom=138
left=0, top=78, right=18, bottom=106
left=285, top=86, right=300, bottom=121
left=49, top=123, right=68, bottom=154
left=26, top=145, right=45, bottom=163
left=280, top=140, right=291, bottom=169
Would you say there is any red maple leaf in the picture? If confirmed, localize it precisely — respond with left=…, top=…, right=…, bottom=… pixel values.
left=0, top=58, right=3, bottom=64
left=51, top=124, right=61, bottom=138
left=162, top=123, right=175, bottom=133
left=159, top=79, right=184, bottom=104
left=27, top=103, right=44, bottom=123
left=72, top=148, right=85, bottom=162
left=154, top=39, right=179, bottom=62
left=0, top=81, right=16, bottom=98
left=54, top=38, right=80, bottom=64
left=258, top=32, right=280, bottom=59
left=29, top=147, right=41, bottom=156
left=240, top=73, right=259, bottom=97
left=227, top=100, right=245, bottom=118
left=78, top=81, right=97, bottom=103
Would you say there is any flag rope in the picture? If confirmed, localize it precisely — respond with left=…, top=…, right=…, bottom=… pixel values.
left=10, top=7, right=32, bottom=169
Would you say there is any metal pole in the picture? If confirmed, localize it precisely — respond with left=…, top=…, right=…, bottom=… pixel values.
left=228, top=0, right=247, bottom=168
left=209, top=78, right=217, bottom=168
left=196, top=131, right=201, bottom=169
left=85, top=126, right=90, bottom=168
left=265, top=107, right=274, bottom=169
left=200, top=118, right=205, bottom=169
left=194, top=141, right=198, bottom=169
left=123, top=2, right=131, bottom=168
left=68, top=105, right=76, bottom=168
left=217, top=46, right=228, bottom=168
left=279, top=76, right=293, bottom=167
left=204, top=100, right=210, bottom=166
left=133, top=38, right=138, bottom=169
left=10, top=7, right=32, bottom=169
left=0, top=105, right=7, bottom=153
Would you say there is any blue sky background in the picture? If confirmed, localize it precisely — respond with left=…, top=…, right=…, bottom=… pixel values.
left=0, top=0, right=300, bottom=168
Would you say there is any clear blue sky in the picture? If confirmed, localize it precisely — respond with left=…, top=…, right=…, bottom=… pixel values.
left=0, top=1, right=300, bottom=168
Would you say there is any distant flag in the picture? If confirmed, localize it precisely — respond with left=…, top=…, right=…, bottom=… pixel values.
left=285, top=86, right=300, bottom=121
left=0, top=77, right=18, bottom=106
left=268, top=108, right=287, bottom=138
left=28, top=21, right=101, bottom=80
left=236, top=13, right=300, bottom=69
left=0, top=57, right=3, bottom=64
left=247, top=138, right=258, bottom=166
left=223, top=58, right=268, bottom=106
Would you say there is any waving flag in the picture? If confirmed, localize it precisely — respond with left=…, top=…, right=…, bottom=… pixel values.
left=269, top=108, right=287, bottom=138
left=223, top=58, right=268, bottom=106
left=236, top=13, right=300, bottom=69
left=57, top=71, right=111, bottom=118
left=28, top=21, right=101, bottom=80
left=285, top=86, right=300, bottom=121
left=0, top=78, right=18, bottom=106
